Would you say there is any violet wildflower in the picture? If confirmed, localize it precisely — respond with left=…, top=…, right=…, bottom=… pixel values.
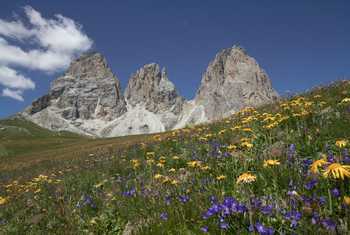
left=311, top=212, right=320, bottom=225
left=255, top=222, right=274, bottom=235
left=327, top=150, right=336, bottom=163
left=76, top=195, right=96, bottom=209
left=200, top=226, right=209, bottom=233
left=219, top=221, right=229, bottom=230
left=284, top=210, right=302, bottom=229
left=288, top=144, right=296, bottom=163
left=304, top=178, right=318, bottom=190
left=160, top=212, right=168, bottom=221
left=261, top=205, right=273, bottom=216
left=122, top=187, right=136, bottom=197
left=342, top=149, right=350, bottom=164
left=164, top=196, right=172, bottom=205
left=321, top=218, right=336, bottom=231
left=179, top=195, right=190, bottom=203
left=251, top=197, right=262, bottom=209
left=203, top=204, right=221, bottom=219
left=331, top=188, right=340, bottom=198
left=318, top=196, right=326, bottom=206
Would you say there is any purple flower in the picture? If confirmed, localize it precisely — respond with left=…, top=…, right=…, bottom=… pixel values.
left=331, top=188, right=340, bottom=198
left=76, top=194, right=96, bottom=209
left=327, top=150, right=336, bottom=163
left=203, top=204, right=221, bottom=219
left=303, top=159, right=313, bottom=167
left=219, top=221, right=229, bottom=230
left=255, top=222, right=274, bottom=235
left=342, top=149, right=350, bottom=164
left=179, top=195, right=190, bottom=203
left=164, top=196, right=172, bottom=205
left=318, top=196, right=326, bottom=206
left=311, top=212, right=320, bottom=225
left=288, top=144, right=296, bottom=163
left=301, top=195, right=313, bottom=207
left=261, top=205, right=273, bottom=216
left=321, top=218, right=336, bottom=231
left=122, top=187, right=136, bottom=197
left=304, top=179, right=318, bottom=190
left=209, top=195, right=217, bottom=204
left=251, top=197, right=262, bottom=209
left=160, top=212, right=168, bottom=221
left=200, top=226, right=209, bottom=233
left=284, top=210, right=302, bottom=229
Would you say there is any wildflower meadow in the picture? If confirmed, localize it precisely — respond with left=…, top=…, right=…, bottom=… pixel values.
left=1, top=81, right=350, bottom=234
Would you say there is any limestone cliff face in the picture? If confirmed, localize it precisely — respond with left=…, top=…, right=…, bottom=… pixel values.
left=194, top=46, right=278, bottom=121
left=22, top=45, right=279, bottom=137
left=124, top=63, right=184, bottom=129
left=29, top=52, right=126, bottom=121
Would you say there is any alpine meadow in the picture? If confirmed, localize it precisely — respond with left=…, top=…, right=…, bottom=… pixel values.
left=1, top=1, right=350, bottom=234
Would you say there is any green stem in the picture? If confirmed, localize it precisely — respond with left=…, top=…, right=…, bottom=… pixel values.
left=328, top=188, right=333, bottom=214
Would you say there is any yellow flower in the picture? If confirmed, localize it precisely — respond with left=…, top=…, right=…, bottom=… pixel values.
left=130, top=159, right=141, bottom=169
left=168, top=168, right=176, bottom=173
left=227, top=144, right=237, bottom=151
left=154, top=174, right=163, bottom=180
left=156, top=162, right=164, bottom=168
left=241, top=141, right=253, bottom=149
left=310, top=159, right=328, bottom=174
left=200, top=165, right=210, bottom=171
left=146, top=159, right=155, bottom=165
left=94, top=182, right=104, bottom=188
left=89, top=217, right=98, bottom=225
left=146, top=152, right=155, bottom=158
left=340, top=98, right=350, bottom=104
left=0, top=196, right=8, bottom=205
left=34, top=188, right=41, bottom=194
left=336, top=139, right=348, bottom=148
left=172, top=156, right=180, bottom=160
left=263, top=159, right=281, bottom=167
left=236, top=173, right=256, bottom=184
left=344, top=196, right=350, bottom=206
left=216, top=175, right=226, bottom=181
left=162, top=177, right=171, bottom=184
left=187, top=160, right=202, bottom=168
left=323, top=163, right=350, bottom=180
left=170, top=180, right=179, bottom=186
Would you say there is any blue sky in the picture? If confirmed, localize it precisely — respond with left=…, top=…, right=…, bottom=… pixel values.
left=0, top=0, right=349, bottom=118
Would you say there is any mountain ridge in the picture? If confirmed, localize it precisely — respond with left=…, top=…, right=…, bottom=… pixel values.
left=20, top=45, right=279, bottom=137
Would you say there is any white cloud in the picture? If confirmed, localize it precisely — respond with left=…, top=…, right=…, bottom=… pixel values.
left=2, top=88, right=24, bottom=101
left=0, top=66, right=35, bottom=90
left=0, top=6, right=93, bottom=101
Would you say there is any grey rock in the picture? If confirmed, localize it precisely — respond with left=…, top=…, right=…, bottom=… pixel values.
left=125, top=63, right=184, bottom=115
left=22, top=45, right=279, bottom=137
left=29, top=52, right=126, bottom=121
left=124, top=63, right=184, bottom=129
left=194, top=45, right=279, bottom=121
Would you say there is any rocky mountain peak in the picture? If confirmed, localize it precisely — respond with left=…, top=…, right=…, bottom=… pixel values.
left=22, top=45, right=279, bottom=137
left=194, top=45, right=279, bottom=121
left=65, top=52, right=112, bottom=79
left=124, top=63, right=184, bottom=115
left=24, top=52, right=127, bottom=134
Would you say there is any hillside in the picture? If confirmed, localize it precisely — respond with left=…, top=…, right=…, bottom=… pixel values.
left=1, top=80, right=350, bottom=234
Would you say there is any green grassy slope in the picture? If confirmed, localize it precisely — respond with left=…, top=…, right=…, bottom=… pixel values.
left=0, top=117, right=84, bottom=157
left=1, top=80, right=350, bottom=234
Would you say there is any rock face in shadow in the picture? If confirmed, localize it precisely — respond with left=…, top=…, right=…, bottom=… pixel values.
left=22, top=45, right=279, bottom=137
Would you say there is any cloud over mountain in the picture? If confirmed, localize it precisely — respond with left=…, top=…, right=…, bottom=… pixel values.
left=0, top=6, right=92, bottom=101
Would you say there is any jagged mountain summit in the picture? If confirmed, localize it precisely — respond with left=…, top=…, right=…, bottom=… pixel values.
left=21, top=45, right=279, bottom=137
left=176, top=46, right=279, bottom=127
